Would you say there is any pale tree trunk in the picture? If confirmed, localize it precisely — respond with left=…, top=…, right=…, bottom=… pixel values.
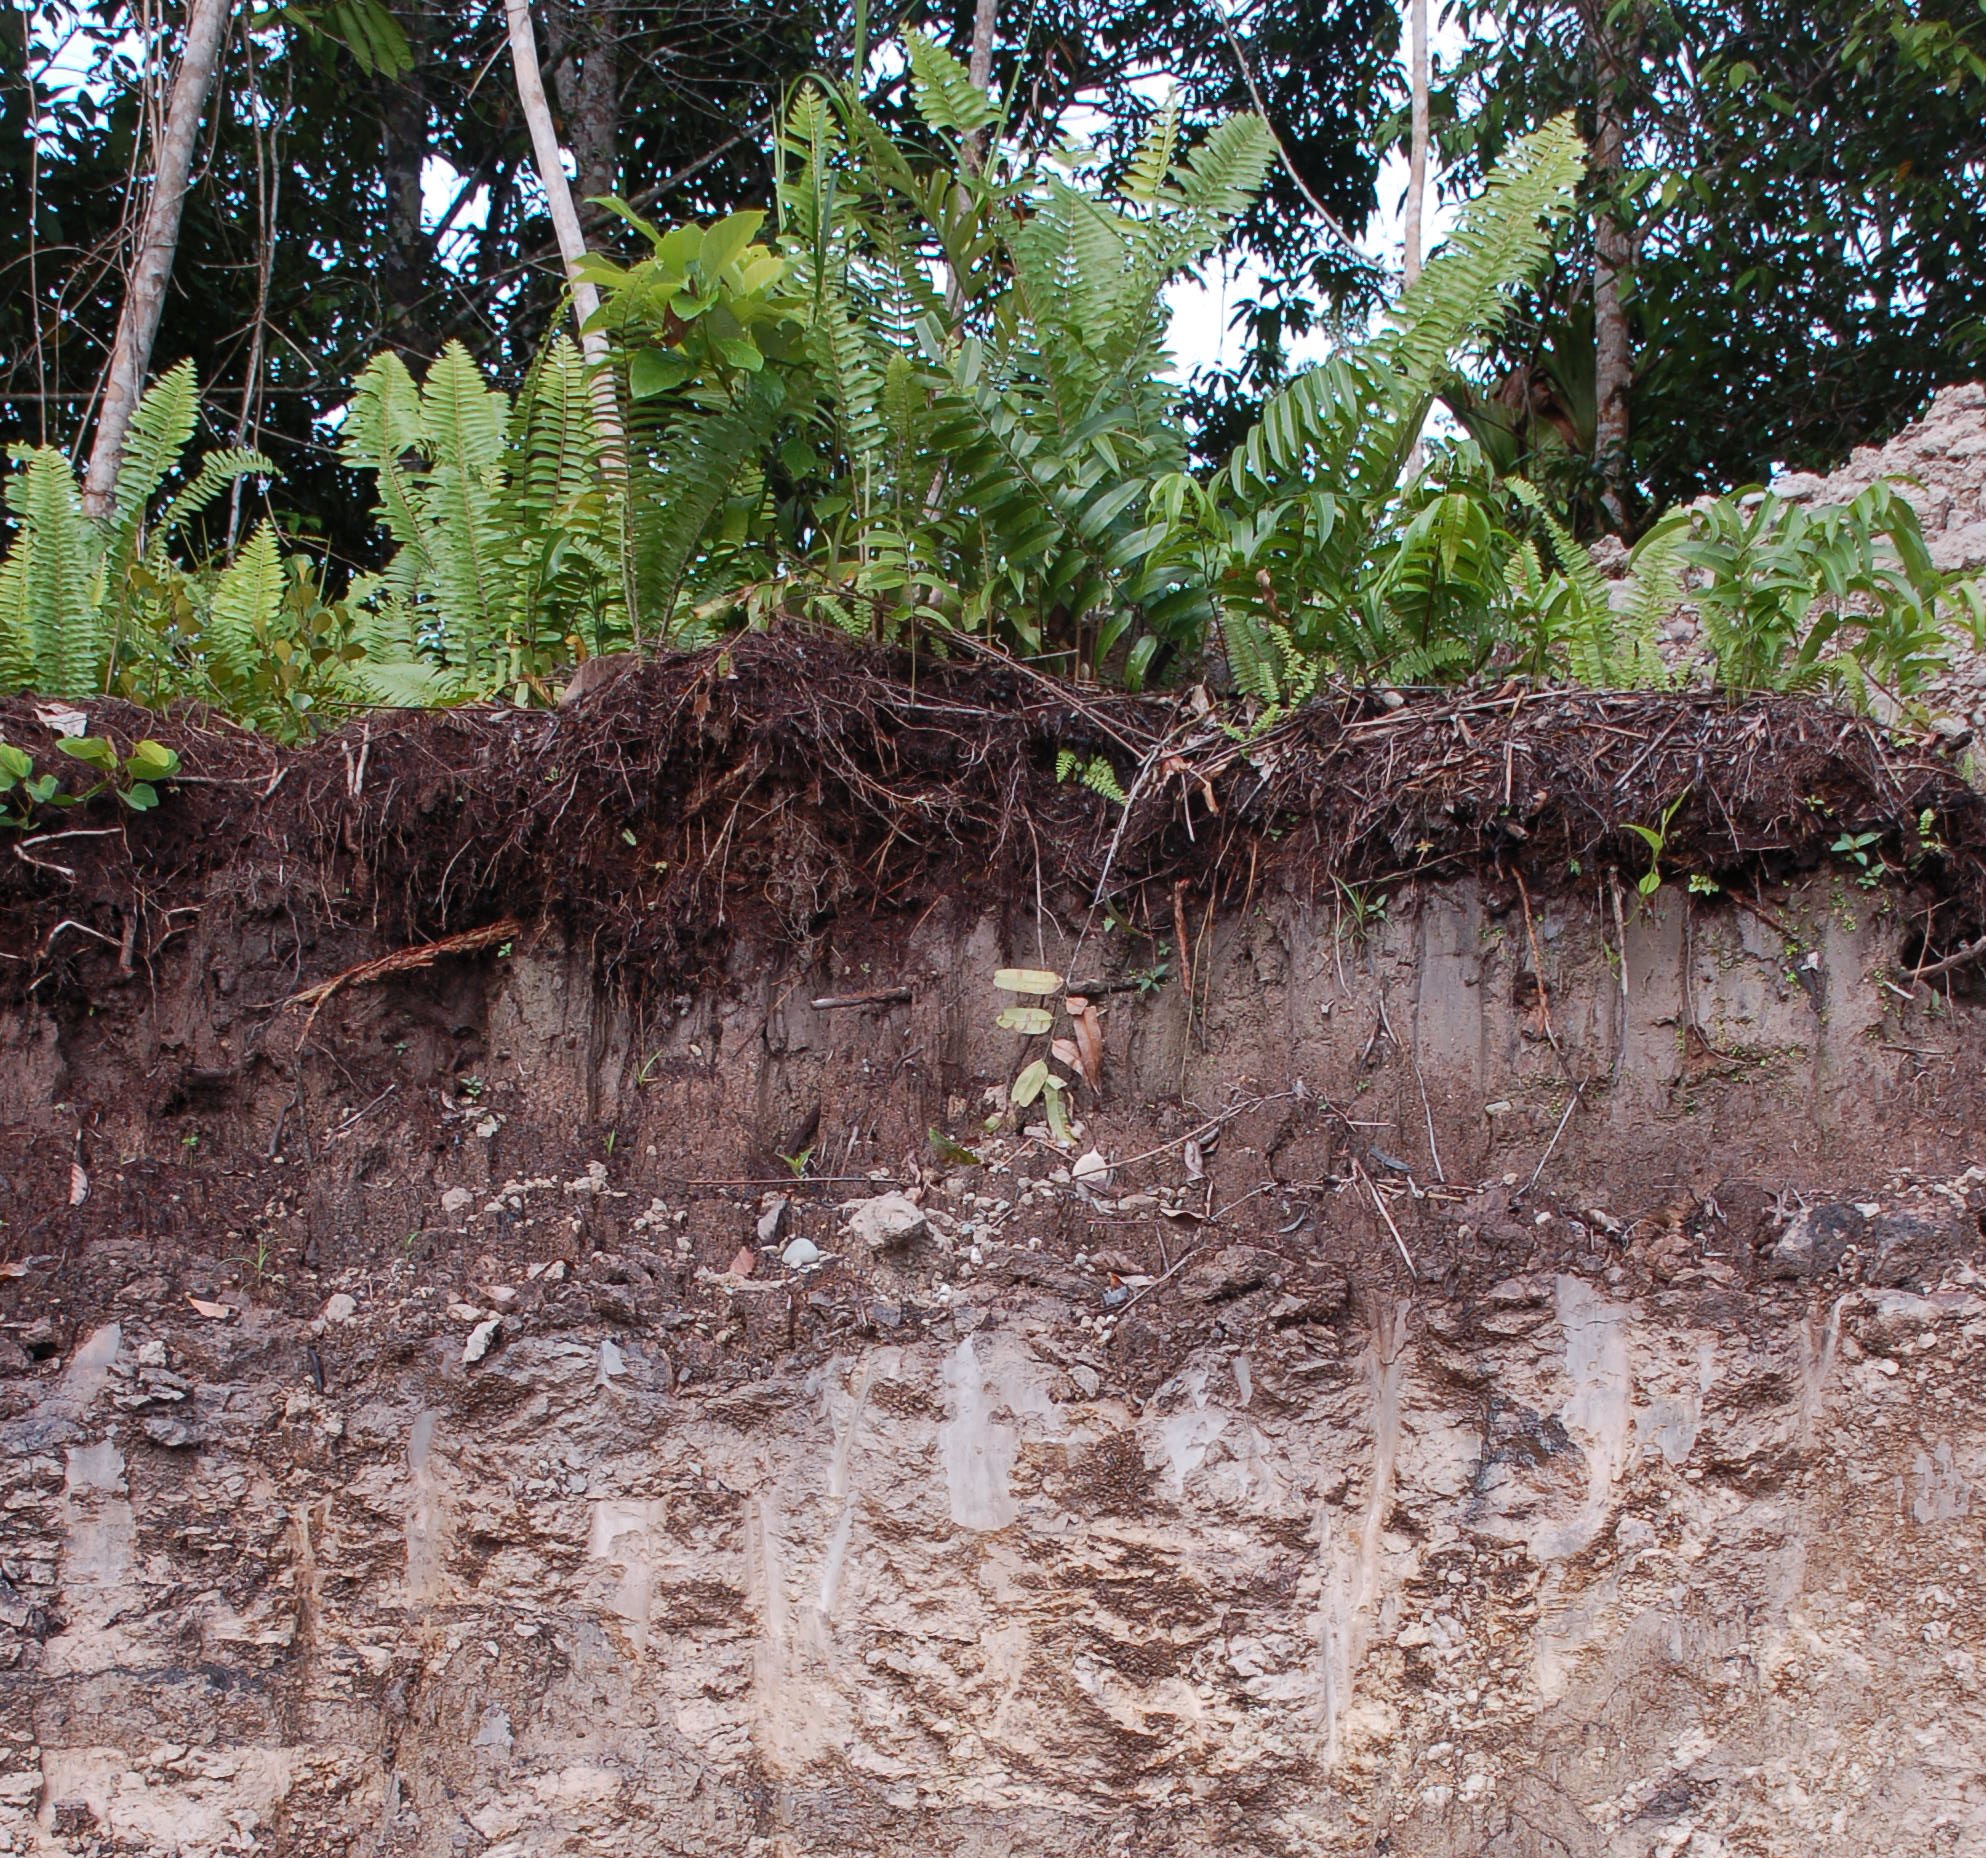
left=1402, top=0, right=1428, bottom=287
left=1588, top=8, right=1638, bottom=528
left=82, top=0, right=234, bottom=519
left=503, top=0, right=620, bottom=431
left=503, top=0, right=630, bottom=639
left=962, top=0, right=997, bottom=170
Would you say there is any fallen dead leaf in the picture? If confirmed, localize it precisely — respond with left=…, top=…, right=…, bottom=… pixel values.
left=727, top=1246, right=756, bottom=1278
left=1070, top=1002, right=1105, bottom=1091
left=68, top=1162, right=88, bottom=1207
left=187, top=1296, right=234, bottom=1320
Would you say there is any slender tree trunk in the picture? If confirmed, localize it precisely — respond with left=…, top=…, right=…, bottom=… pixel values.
left=1402, top=0, right=1428, bottom=287
left=962, top=0, right=998, bottom=170
left=380, top=1, right=431, bottom=352
left=547, top=0, right=617, bottom=230
left=1588, top=9, right=1637, bottom=528
left=502, top=0, right=616, bottom=387
left=503, top=0, right=630, bottom=640
left=82, top=0, right=233, bottom=519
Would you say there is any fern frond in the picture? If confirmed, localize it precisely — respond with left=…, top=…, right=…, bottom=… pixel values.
left=158, top=447, right=271, bottom=544
left=628, top=377, right=784, bottom=629
left=201, top=522, right=287, bottom=694
left=1123, top=96, right=1181, bottom=204
left=2, top=446, right=105, bottom=695
left=903, top=31, right=998, bottom=140
left=106, top=359, right=200, bottom=569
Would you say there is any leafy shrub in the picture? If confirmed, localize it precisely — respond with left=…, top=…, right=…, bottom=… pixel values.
left=1671, top=480, right=1985, bottom=704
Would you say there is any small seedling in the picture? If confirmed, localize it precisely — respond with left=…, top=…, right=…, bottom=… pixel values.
left=1625, top=794, right=1688, bottom=896
left=777, top=1146, right=814, bottom=1179
left=1055, top=749, right=1127, bottom=804
left=1, top=733, right=180, bottom=826
left=1831, top=830, right=1884, bottom=888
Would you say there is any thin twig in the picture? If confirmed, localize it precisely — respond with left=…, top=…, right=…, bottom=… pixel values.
left=1204, top=0, right=1359, bottom=251
left=1351, top=1156, right=1417, bottom=1280
left=1520, top=1089, right=1582, bottom=1197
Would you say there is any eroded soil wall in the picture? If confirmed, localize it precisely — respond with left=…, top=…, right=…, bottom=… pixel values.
left=7, top=651, right=1986, bottom=1854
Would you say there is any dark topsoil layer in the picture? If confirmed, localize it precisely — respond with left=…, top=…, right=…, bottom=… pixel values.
left=8, top=627, right=1986, bottom=998
left=4, top=632, right=1986, bottom=1402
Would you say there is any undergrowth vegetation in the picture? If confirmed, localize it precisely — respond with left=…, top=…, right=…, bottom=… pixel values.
left=1, top=34, right=1980, bottom=735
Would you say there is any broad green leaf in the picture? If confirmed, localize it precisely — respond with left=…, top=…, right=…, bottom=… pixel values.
left=57, top=735, right=117, bottom=771
left=630, top=350, right=695, bottom=399
left=1011, top=1059, right=1050, bottom=1106
left=123, top=740, right=180, bottom=782
left=699, top=211, right=766, bottom=279
left=1043, top=1080, right=1072, bottom=1146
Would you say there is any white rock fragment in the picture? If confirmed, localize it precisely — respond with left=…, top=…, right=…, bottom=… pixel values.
left=440, top=1186, right=474, bottom=1217
left=463, top=1317, right=502, bottom=1365
left=757, top=1197, right=790, bottom=1245
left=781, top=1236, right=822, bottom=1270
left=321, top=1293, right=357, bottom=1325
left=847, top=1191, right=928, bottom=1253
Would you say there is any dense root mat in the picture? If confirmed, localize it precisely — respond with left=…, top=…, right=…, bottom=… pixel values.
left=6, top=628, right=1986, bottom=1001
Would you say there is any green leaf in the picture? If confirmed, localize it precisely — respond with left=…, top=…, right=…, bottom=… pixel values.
left=1011, top=1058, right=1050, bottom=1106
left=997, top=1005, right=1054, bottom=1034
left=1042, top=1080, right=1072, bottom=1146
left=928, top=1128, right=984, bottom=1167
left=630, top=350, right=695, bottom=399
left=57, top=735, right=118, bottom=772
left=699, top=211, right=767, bottom=279
left=591, top=193, right=667, bottom=248
left=123, top=739, right=180, bottom=783
left=122, top=781, right=159, bottom=811
left=993, top=967, right=1064, bottom=995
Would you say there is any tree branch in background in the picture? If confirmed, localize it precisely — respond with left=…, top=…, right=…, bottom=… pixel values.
left=82, top=0, right=235, bottom=519
left=1206, top=0, right=1359, bottom=252
left=1403, top=0, right=1428, bottom=286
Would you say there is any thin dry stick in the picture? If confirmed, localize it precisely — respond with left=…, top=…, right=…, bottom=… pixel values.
left=1521, top=1089, right=1582, bottom=1197
left=1904, top=932, right=1986, bottom=984
left=1205, top=0, right=1358, bottom=251
left=1608, top=870, right=1630, bottom=1079
left=1513, top=869, right=1560, bottom=1053
left=1411, top=1045, right=1444, bottom=1184
left=1351, top=1156, right=1417, bottom=1279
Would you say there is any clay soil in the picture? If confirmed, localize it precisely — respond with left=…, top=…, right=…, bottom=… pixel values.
left=5, top=631, right=1986, bottom=1405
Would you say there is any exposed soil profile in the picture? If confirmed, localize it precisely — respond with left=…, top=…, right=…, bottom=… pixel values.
left=4, top=637, right=1986, bottom=1855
